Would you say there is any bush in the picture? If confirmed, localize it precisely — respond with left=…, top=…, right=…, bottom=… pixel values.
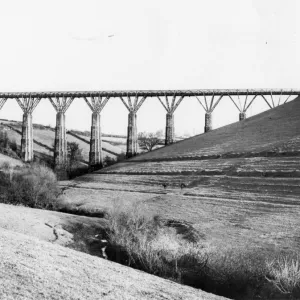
left=266, top=255, right=300, bottom=296
left=106, top=202, right=207, bottom=281
left=0, top=163, right=60, bottom=209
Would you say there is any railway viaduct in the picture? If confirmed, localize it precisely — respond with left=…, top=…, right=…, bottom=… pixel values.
left=0, top=89, right=298, bottom=173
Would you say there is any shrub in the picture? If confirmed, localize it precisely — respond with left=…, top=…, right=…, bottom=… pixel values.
left=0, top=163, right=60, bottom=209
left=266, top=255, right=300, bottom=296
left=106, top=202, right=207, bottom=281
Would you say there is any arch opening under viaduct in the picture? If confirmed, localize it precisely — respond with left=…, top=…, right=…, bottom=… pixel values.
left=0, top=89, right=298, bottom=176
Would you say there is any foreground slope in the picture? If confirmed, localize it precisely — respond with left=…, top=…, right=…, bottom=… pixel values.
left=0, top=227, right=225, bottom=300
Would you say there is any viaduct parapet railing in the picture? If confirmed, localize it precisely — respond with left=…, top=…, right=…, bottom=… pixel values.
left=0, top=89, right=299, bottom=175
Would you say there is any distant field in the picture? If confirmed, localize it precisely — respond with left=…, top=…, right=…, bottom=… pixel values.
left=101, top=156, right=300, bottom=176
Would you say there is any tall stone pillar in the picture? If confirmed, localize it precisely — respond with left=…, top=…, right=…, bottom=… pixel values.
left=21, top=113, right=33, bottom=161
left=126, top=111, right=137, bottom=158
left=165, top=112, right=174, bottom=145
left=48, top=96, right=74, bottom=179
left=239, top=112, right=246, bottom=121
left=204, top=112, right=213, bottom=133
left=54, top=112, right=67, bottom=169
left=83, top=96, right=109, bottom=170
left=119, top=95, right=146, bottom=158
left=16, top=97, right=40, bottom=163
left=90, top=112, right=102, bottom=169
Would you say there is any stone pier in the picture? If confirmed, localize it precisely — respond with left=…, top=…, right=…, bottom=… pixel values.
left=196, top=95, right=222, bottom=134
left=16, top=98, right=40, bottom=162
left=157, top=95, right=184, bottom=146
left=120, top=96, right=146, bottom=158
left=204, top=113, right=213, bottom=133
left=126, top=112, right=137, bottom=158
left=165, top=112, right=174, bottom=145
left=239, top=112, right=246, bottom=121
left=49, top=97, right=74, bottom=177
left=83, top=96, right=109, bottom=169
left=90, top=112, right=102, bottom=169
left=21, top=113, right=33, bottom=161
left=54, top=112, right=67, bottom=168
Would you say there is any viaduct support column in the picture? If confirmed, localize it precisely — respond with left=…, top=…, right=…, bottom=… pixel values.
left=54, top=112, right=67, bottom=168
left=49, top=97, right=74, bottom=178
left=90, top=112, right=102, bottom=169
left=127, top=111, right=137, bottom=158
left=196, top=94, right=223, bottom=134
left=239, top=112, right=246, bottom=121
left=120, top=95, right=147, bottom=159
left=157, top=95, right=184, bottom=146
left=165, top=112, right=174, bottom=145
left=21, top=113, right=33, bottom=161
left=84, top=96, right=109, bottom=170
left=16, top=97, right=40, bottom=162
left=0, top=98, right=7, bottom=133
left=204, top=112, right=213, bottom=133
left=228, top=95, right=257, bottom=122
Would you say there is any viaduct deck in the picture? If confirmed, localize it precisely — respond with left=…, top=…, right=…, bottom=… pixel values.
left=0, top=89, right=299, bottom=178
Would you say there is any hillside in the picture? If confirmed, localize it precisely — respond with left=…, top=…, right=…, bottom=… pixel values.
left=0, top=153, right=23, bottom=167
left=101, top=97, right=300, bottom=176
left=0, top=227, right=224, bottom=299
left=126, top=96, right=300, bottom=161
left=0, top=120, right=126, bottom=163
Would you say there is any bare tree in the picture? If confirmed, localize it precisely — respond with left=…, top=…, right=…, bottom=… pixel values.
left=138, top=130, right=163, bottom=152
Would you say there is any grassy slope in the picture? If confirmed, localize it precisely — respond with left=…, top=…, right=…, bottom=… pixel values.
left=101, top=98, right=300, bottom=176
left=0, top=121, right=124, bottom=161
left=127, top=97, right=300, bottom=161
left=0, top=228, right=225, bottom=300
left=0, top=153, right=23, bottom=167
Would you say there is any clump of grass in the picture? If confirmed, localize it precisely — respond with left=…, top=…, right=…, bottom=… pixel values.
left=0, top=162, right=60, bottom=209
left=266, top=255, right=300, bottom=296
left=106, top=202, right=207, bottom=281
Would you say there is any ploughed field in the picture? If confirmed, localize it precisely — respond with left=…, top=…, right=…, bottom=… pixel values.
left=101, top=156, right=300, bottom=177
left=62, top=97, right=300, bottom=256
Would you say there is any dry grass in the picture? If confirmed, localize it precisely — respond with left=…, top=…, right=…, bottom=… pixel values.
left=106, top=202, right=207, bottom=281
left=266, top=255, right=300, bottom=296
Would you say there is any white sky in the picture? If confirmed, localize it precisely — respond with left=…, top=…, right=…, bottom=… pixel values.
left=0, top=0, right=299, bottom=136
